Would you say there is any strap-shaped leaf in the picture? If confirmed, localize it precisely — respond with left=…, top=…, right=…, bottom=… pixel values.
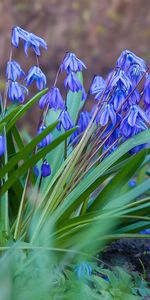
left=66, top=72, right=83, bottom=123
left=0, top=106, right=21, bottom=125
left=11, top=125, right=24, bottom=150
left=0, top=121, right=58, bottom=180
left=53, top=130, right=150, bottom=223
left=1, top=127, right=77, bottom=195
left=6, top=88, right=48, bottom=132
left=89, top=149, right=147, bottom=211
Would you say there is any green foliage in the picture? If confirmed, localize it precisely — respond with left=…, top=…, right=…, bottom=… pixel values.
left=1, top=82, right=150, bottom=298
left=0, top=246, right=149, bottom=300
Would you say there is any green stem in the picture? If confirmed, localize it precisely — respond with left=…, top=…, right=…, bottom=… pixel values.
left=64, top=138, right=67, bottom=160
left=14, top=170, right=30, bottom=240
left=0, top=48, right=13, bottom=237
left=1, top=126, right=9, bottom=236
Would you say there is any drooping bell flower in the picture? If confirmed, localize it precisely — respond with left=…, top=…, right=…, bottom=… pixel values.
left=39, top=87, right=65, bottom=110
left=11, top=26, right=47, bottom=56
left=110, top=69, right=132, bottom=91
left=37, top=125, right=52, bottom=148
left=57, top=108, right=74, bottom=131
left=8, top=81, right=28, bottom=103
left=96, top=104, right=116, bottom=126
left=6, top=60, right=25, bottom=81
left=25, top=66, right=46, bottom=90
left=90, top=75, right=106, bottom=100
left=64, top=72, right=82, bottom=92
left=116, top=49, right=147, bottom=72
left=61, top=52, right=86, bottom=73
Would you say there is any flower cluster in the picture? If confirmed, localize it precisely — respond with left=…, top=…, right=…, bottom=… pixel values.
left=11, top=26, right=47, bottom=56
left=37, top=51, right=87, bottom=176
left=7, top=26, right=47, bottom=104
left=88, top=49, right=149, bottom=155
left=2, top=26, right=150, bottom=184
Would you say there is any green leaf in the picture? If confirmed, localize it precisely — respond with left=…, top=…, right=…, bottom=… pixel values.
left=1, top=127, right=77, bottom=195
left=6, top=89, right=48, bottom=132
left=0, top=122, right=5, bottom=133
left=105, top=177, right=150, bottom=209
left=89, top=149, right=146, bottom=211
left=66, top=72, right=83, bottom=123
left=0, top=121, right=58, bottom=180
left=0, top=105, right=21, bottom=125
left=53, top=130, right=150, bottom=223
left=11, top=125, right=24, bottom=150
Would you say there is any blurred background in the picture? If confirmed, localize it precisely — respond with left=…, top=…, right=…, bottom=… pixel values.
left=1, top=0, right=150, bottom=130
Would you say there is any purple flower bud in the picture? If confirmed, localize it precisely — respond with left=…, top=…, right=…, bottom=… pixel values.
left=61, top=52, right=86, bottom=73
left=6, top=60, right=25, bottom=81
left=57, top=109, right=74, bottom=131
left=128, top=179, right=136, bottom=187
left=64, top=72, right=82, bottom=92
left=0, top=135, right=5, bottom=156
left=8, top=81, right=28, bottom=103
left=25, top=66, right=46, bottom=90
left=41, top=160, right=51, bottom=177
left=37, top=125, right=52, bottom=148
left=39, top=87, right=65, bottom=110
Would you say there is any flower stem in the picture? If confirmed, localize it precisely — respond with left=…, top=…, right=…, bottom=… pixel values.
left=14, top=169, right=30, bottom=240
left=64, top=138, right=67, bottom=160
